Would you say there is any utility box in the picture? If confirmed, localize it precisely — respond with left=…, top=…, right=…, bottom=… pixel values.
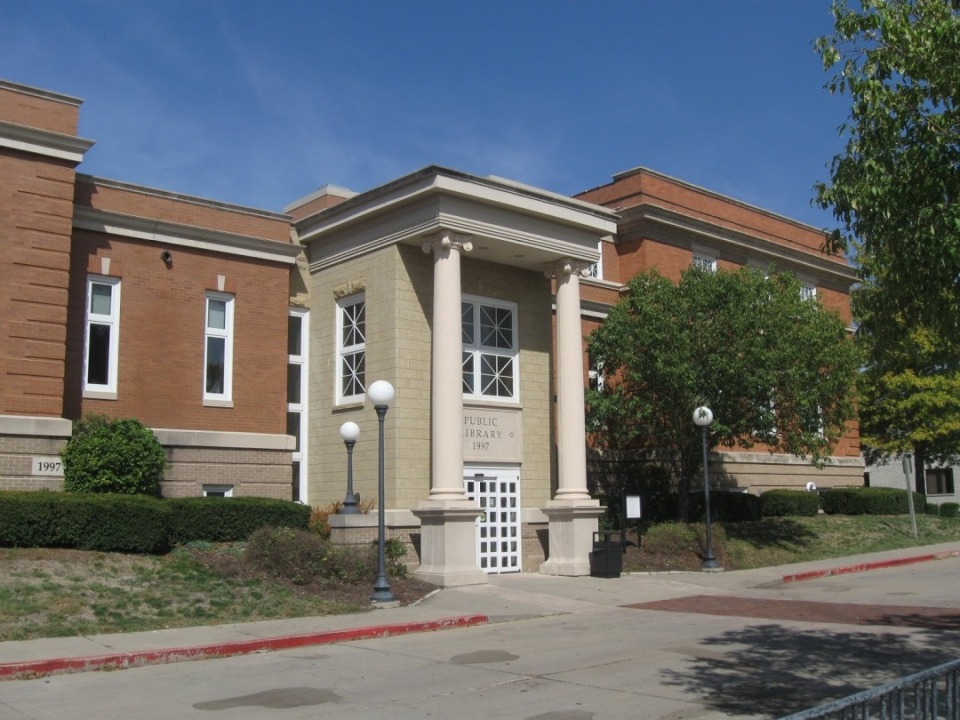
left=589, top=530, right=623, bottom=578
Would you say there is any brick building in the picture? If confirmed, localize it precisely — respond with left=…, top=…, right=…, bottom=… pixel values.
left=0, top=79, right=859, bottom=582
left=576, top=168, right=861, bottom=492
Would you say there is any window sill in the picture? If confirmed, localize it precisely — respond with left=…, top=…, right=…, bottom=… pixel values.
left=82, top=390, right=117, bottom=401
left=334, top=400, right=366, bottom=412
left=464, top=399, right=522, bottom=410
left=203, top=399, right=234, bottom=408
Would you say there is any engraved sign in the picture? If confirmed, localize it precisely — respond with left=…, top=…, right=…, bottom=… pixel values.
left=32, top=456, right=64, bottom=477
left=463, top=407, right=522, bottom=463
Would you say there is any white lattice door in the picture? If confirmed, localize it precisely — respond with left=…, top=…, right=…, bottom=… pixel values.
left=465, top=467, right=521, bottom=573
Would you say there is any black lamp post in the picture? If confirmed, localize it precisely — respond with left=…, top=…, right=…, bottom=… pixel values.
left=339, top=421, right=360, bottom=514
left=368, top=380, right=396, bottom=603
left=693, top=406, right=720, bottom=570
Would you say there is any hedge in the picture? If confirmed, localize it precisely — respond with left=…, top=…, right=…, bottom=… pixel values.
left=167, top=496, right=311, bottom=544
left=0, top=492, right=170, bottom=553
left=760, top=489, right=820, bottom=517
left=683, top=491, right=762, bottom=523
left=0, top=492, right=312, bottom=553
left=942, top=503, right=960, bottom=519
left=821, top=487, right=926, bottom=515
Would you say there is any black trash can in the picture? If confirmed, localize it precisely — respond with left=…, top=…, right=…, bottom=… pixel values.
left=589, top=530, right=623, bottom=578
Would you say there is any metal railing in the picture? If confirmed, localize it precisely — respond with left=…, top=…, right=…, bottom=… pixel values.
left=779, top=658, right=960, bottom=720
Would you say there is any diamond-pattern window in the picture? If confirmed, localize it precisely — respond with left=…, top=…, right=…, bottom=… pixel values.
left=462, top=297, right=517, bottom=400
left=337, top=294, right=365, bottom=402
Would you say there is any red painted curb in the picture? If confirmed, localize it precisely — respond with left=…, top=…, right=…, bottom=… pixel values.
left=0, top=614, right=488, bottom=680
left=782, top=550, right=960, bottom=584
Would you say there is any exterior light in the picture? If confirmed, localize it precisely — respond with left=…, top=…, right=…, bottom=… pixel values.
left=367, top=380, right=395, bottom=409
left=693, top=405, right=720, bottom=571
left=369, top=380, right=396, bottom=603
left=339, top=421, right=360, bottom=514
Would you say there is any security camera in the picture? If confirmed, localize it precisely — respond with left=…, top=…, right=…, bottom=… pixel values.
left=161, top=251, right=173, bottom=264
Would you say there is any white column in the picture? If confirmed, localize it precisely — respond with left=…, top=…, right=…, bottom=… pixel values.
left=421, top=232, right=472, bottom=500
left=553, top=259, right=591, bottom=502
left=414, top=232, right=486, bottom=587
left=540, top=258, right=601, bottom=577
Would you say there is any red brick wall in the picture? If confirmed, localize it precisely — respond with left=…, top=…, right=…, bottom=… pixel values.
left=0, top=84, right=80, bottom=135
left=64, top=230, right=290, bottom=435
left=74, top=176, right=292, bottom=243
left=0, top=150, right=77, bottom=417
left=577, top=169, right=847, bottom=266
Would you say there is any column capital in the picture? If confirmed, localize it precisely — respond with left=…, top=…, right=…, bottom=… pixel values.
left=421, top=231, right=474, bottom=255
left=543, top=257, right=593, bottom=279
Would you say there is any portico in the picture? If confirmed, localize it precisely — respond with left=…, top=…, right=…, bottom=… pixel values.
left=296, top=166, right=617, bottom=585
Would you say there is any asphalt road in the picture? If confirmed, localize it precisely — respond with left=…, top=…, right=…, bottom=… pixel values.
left=3, top=554, right=959, bottom=720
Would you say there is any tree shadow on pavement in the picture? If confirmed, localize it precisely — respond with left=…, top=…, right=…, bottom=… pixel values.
left=659, top=623, right=958, bottom=718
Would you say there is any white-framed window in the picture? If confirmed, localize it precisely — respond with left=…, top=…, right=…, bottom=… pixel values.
left=588, top=356, right=605, bottom=392
left=692, top=252, right=717, bottom=272
left=800, top=283, right=817, bottom=301
left=83, top=275, right=121, bottom=396
left=462, top=296, right=518, bottom=401
left=336, top=293, right=365, bottom=403
left=203, top=484, right=234, bottom=498
left=204, top=292, right=234, bottom=403
left=584, top=240, right=604, bottom=280
left=288, top=308, right=309, bottom=502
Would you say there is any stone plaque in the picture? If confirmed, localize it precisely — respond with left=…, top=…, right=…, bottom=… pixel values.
left=462, top=407, right=522, bottom=463
left=32, top=456, right=64, bottom=477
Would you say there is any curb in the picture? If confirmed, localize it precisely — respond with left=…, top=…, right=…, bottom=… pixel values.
left=0, top=614, right=488, bottom=681
left=782, top=550, right=960, bottom=584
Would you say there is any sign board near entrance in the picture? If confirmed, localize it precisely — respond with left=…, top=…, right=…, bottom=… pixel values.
left=463, top=407, right=522, bottom=463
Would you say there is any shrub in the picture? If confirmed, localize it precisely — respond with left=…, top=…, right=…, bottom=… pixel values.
left=244, top=526, right=373, bottom=584
left=926, top=503, right=942, bottom=516
left=760, top=489, right=820, bottom=517
left=0, top=491, right=169, bottom=553
left=821, top=487, right=926, bottom=515
left=941, top=503, right=960, bottom=519
left=384, top=537, right=408, bottom=578
left=61, top=415, right=165, bottom=496
left=168, top=496, right=311, bottom=545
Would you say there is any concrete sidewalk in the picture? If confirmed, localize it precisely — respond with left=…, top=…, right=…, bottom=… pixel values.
left=2, top=540, right=959, bottom=680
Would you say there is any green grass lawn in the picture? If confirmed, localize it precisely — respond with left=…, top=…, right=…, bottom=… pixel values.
left=623, top=513, right=960, bottom=572
left=0, top=544, right=369, bottom=642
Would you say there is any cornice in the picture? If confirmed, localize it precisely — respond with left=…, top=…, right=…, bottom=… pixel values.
left=0, top=120, right=94, bottom=164
left=78, top=175, right=290, bottom=222
left=622, top=205, right=857, bottom=285
left=73, top=207, right=302, bottom=265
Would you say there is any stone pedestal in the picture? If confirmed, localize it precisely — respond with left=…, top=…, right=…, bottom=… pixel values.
left=539, top=502, right=604, bottom=576
left=412, top=504, right=488, bottom=587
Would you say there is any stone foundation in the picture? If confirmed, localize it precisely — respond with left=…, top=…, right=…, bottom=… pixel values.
left=0, top=415, right=73, bottom=491
left=155, top=429, right=296, bottom=499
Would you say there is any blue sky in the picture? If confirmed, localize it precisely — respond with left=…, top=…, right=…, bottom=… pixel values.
left=3, top=1, right=848, bottom=228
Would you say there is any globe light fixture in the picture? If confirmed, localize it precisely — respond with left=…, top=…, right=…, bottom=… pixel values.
left=368, top=380, right=396, bottom=603
left=339, top=421, right=360, bottom=514
left=693, top=406, right=720, bottom=570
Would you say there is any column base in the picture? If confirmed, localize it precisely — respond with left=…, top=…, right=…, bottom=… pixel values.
left=539, top=501, right=604, bottom=577
left=412, top=502, right=488, bottom=587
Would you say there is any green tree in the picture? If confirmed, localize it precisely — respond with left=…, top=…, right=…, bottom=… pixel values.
left=586, top=268, right=858, bottom=519
left=815, top=0, right=960, bottom=342
left=855, top=281, right=960, bottom=483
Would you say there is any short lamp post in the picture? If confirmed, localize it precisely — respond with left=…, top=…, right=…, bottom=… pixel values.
left=368, top=380, right=396, bottom=603
left=339, top=422, right=360, bottom=514
left=693, top=406, right=720, bottom=570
